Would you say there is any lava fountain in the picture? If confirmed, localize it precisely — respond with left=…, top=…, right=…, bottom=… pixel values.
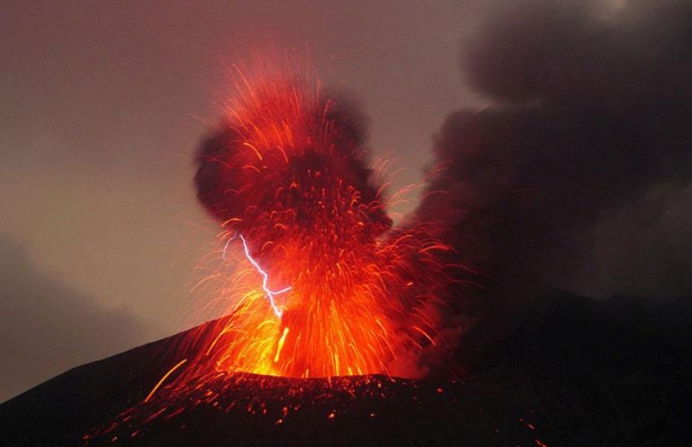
left=82, top=64, right=465, bottom=445
left=179, top=66, right=453, bottom=382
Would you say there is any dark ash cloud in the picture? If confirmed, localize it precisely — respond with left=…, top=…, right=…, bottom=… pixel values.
left=194, top=86, right=391, bottom=236
left=0, top=235, right=151, bottom=402
left=418, top=0, right=692, bottom=307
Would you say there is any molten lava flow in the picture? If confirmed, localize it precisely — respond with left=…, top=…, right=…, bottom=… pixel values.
left=176, top=66, right=453, bottom=384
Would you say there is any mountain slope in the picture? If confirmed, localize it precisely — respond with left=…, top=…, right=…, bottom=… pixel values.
left=2, top=292, right=690, bottom=446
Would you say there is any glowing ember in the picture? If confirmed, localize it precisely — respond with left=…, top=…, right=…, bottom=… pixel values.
left=125, top=61, right=459, bottom=414
left=81, top=63, right=477, bottom=446
left=178, top=65, right=454, bottom=382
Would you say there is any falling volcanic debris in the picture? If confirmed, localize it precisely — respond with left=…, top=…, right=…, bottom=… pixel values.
left=145, top=62, right=462, bottom=396
left=68, top=60, right=473, bottom=446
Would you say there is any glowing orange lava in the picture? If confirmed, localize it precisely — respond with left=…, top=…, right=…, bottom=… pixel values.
left=180, top=64, right=452, bottom=383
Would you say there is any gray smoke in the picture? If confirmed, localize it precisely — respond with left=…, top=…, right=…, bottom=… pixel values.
left=418, top=0, right=692, bottom=309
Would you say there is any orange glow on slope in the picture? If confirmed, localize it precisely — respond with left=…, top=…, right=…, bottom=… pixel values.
left=144, top=359, right=187, bottom=403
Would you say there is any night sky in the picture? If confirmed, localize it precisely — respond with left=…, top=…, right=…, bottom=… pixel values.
left=2, top=0, right=691, bottom=402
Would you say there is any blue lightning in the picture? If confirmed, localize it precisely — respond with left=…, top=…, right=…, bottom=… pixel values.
left=224, top=233, right=290, bottom=318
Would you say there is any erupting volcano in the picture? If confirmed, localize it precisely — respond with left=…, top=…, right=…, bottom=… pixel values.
left=62, top=65, right=465, bottom=444
left=4, top=2, right=692, bottom=445
left=178, top=68, right=454, bottom=383
left=4, top=60, right=690, bottom=447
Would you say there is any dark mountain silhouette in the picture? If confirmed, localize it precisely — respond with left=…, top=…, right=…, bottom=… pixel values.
left=2, top=291, right=691, bottom=446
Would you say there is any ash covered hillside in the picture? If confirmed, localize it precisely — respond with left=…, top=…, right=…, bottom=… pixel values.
left=2, top=291, right=690, bottom=447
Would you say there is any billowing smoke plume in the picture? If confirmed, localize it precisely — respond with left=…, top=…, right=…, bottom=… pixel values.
left=195, top=82, right=390, bottom=238
left=418, top=0, right=692, bottom=309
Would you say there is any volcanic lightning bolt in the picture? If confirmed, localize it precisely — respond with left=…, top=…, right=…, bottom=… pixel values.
left=224, top=233, right=291, bottom=318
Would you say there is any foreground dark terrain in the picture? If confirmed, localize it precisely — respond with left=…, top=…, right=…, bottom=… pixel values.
left=2, top=291, right=691, bottom=446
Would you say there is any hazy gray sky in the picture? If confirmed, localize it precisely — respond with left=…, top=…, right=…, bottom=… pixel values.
left=2, top=0, right=690, bottom=402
